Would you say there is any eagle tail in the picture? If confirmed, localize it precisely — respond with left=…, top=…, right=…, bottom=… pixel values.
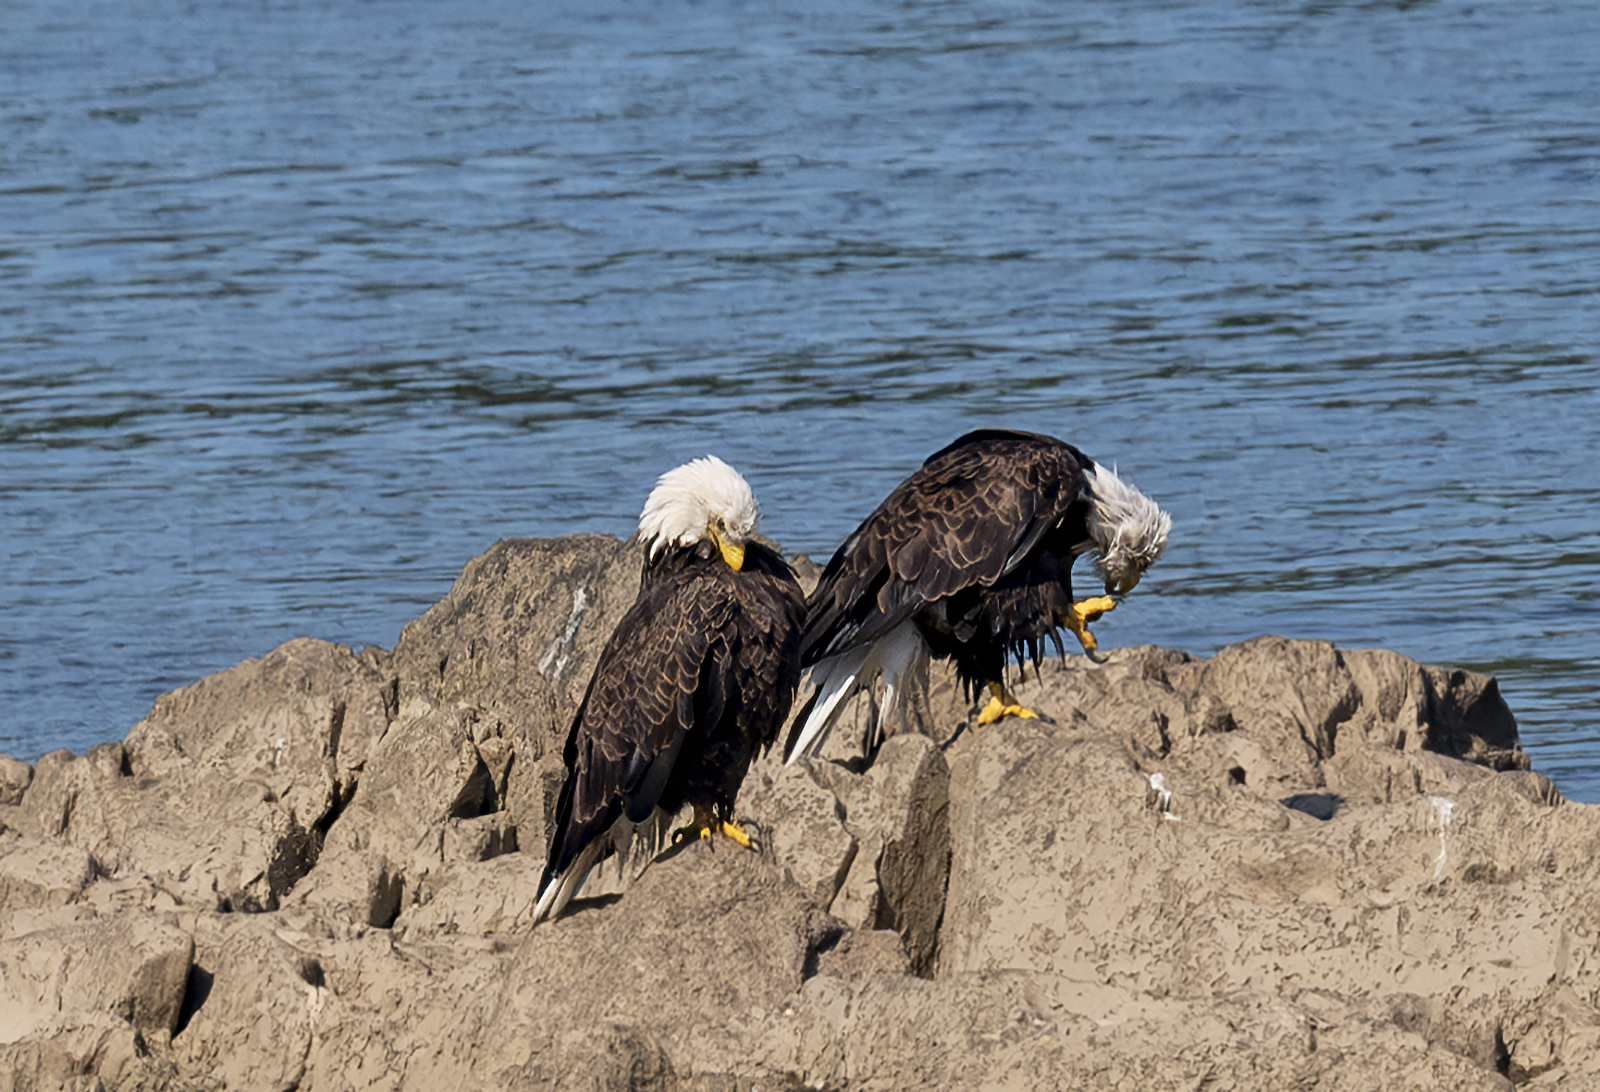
left=871, top=622, right=931, bottom=754
left=784, top=622, right=930, bottom=765
left=783, top=644, right=870, bottom=764
left=532, top=838, right=604, bottom=926
left=531, top=810, right=671, bottom=926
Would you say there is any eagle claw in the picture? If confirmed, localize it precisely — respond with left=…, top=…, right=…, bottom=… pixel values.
left=1063, top=596, right=1117, bottom=659
left=672, top=809, right=756, bottom=850
left=976, top=694, right=1040, bottom=725
left=1073, top=595, right=1117, bottom=626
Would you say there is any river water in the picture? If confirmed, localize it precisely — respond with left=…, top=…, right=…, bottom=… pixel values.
left=3, top=0, right=1597, bottom=797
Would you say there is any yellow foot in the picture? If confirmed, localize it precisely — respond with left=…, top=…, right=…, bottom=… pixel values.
left=710, top=818, right=753, bottom=848
left=671, top=807, right=755, bottom=849
left=1064, top=596, right=1117, bottom=655
left=975, top=680, right=1041, bottom=725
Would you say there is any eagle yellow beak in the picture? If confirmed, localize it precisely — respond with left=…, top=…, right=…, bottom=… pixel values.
left=1106, top=571, right=1141, bottom=596
left=708, top=526, right=745, bottom=572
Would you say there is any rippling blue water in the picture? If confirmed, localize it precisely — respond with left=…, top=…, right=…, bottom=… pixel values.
left=3, top=0, right=1597, bottom=797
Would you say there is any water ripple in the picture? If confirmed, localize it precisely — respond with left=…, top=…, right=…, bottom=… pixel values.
left=2, top=0, right=1596, bottom=799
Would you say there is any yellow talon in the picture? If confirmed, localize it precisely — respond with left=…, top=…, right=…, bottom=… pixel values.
left=975, top=681, right=1041, bottom=725
left=715, top=819, right=753, bottom=849
left=1074, top=596, right=1116, bottom=625
left=1063, top=596, right=1117, bottom=654
left=672, top=806, right=755, bottom=849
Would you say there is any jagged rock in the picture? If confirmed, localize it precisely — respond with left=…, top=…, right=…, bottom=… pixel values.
left=390, top=536, right=643, bottom=842
left=861, top=734, right=950, bottom=978
left=0, top=1026, right=147, bottom=1092
left=1, top=535, right=1595, bottom=1090
left=0, top=755, right=30, bottom=807
left=393, top=851, right=545, bottom=939
left=1198, top=636, right=1362, bottom=776
left=0, top=917, right=192, bottom=1044
left=5, top=639, right=397, bottom=914
left=288, top=695, right=526, bottom=930
left=392, top=534, right=639, bottom=717
left=943, top=643, right=1578, bottom=1087
left=782, top=734, right=952, bottom=979
left=773, top=970, right=1517, bottom=1091
left=165, top=913, right=336, bottom=1089
left=740, top=756, right=858, bottom=910
left=0, top=835, right=95, bottom=938
left=475, top=840, right=822, bottom=1085
left=125, top=636, right=395, bottom=822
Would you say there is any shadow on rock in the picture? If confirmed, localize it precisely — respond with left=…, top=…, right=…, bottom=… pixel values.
left=1, top=536, right=1590, bottom=1091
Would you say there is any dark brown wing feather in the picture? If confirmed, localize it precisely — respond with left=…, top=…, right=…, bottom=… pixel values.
left=658, top=542, right=805, bottom=815
left=801, top=429, right=1092, bottom=667
left=538, top=542, right=803, bottom=898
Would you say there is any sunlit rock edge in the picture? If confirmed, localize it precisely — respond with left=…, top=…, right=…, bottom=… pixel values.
left=0, top=535, right=1590, bottom=1091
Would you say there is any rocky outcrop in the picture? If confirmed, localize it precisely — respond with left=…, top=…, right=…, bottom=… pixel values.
left=1, top=535, right=1595, bottom=1090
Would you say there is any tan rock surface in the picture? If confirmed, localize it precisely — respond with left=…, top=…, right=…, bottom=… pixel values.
left=1, top=534, right=1593, bottom=1089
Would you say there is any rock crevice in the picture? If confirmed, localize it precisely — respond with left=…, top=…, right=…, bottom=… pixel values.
left=1, top=535, right=1590, bottom=1091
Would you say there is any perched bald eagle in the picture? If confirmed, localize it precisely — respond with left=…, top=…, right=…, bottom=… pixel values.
left=533, top=457, right=805, bottom=924
left=784, top=429, right=1171, bottom=765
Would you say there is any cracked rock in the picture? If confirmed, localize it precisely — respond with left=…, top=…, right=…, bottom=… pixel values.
left=0, top=537, right=1586, bottom=1091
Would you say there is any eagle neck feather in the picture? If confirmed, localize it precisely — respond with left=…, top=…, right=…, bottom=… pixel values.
left=1083, top=463, right=1171, bottom=587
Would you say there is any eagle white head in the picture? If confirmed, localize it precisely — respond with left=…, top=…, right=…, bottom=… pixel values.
left=1084, top=463, right=1172, bottom=595
left=636, top=455, right=760, bottom=571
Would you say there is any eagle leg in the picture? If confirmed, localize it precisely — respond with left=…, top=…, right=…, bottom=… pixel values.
left=1063, top=596, right=1117, bottom=657
left=976, top=679, right=1041, bottom=725
left=672, top=804, right=757, bottom=850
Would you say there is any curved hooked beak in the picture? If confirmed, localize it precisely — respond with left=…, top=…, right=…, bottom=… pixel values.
left=708, top=526, right=745, bottom=572
left=1105, top=570, right=1141, bottom=597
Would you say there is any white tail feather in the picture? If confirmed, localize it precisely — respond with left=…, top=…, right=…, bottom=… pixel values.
left=530, top=809, right=673, bottom=926
left=785, top=645, right=870, bottom=765
left=786, top=622, right=931, bottom=765
left=872, top=621, right=929, bottom=751
left=532, top=838, right=603, bottom=925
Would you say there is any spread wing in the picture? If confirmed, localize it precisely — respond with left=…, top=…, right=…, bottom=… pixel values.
left=801, top=430, right=1090, bottom=665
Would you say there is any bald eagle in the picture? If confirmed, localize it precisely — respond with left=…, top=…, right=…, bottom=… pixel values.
left=533, top=457, right=805, bottom=924
left=784, top=429, right=1170, bottom=765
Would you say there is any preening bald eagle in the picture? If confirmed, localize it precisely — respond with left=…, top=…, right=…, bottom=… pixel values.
left=784, top=429, right=1171, bottom=765
left=533, top=457, right=805, bottom=924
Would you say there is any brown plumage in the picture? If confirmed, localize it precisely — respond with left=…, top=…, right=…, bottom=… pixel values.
left=786, top=429, right=1170, bottom=764
left=801, top=431, right=1095, bottom=687
left=534, top=458, right=804, bottom=923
